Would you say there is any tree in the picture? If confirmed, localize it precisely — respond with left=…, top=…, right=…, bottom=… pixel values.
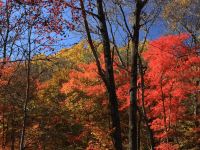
left=0, top=1, right=70, bottom=149
left=106, top=1, right=160, bottom=149
left=143, top=34, right=200, bottom=149
left=163, top=0, right=200, bottom=44
left=129, top=1, right=149, bottom=149
left=79, top=0, right=123, bottom=149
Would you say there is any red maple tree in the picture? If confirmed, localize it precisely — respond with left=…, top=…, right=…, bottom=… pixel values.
left=143, top=34, right=200, bottom=148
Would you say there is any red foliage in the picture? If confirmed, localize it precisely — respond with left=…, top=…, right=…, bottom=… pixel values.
left=143, top=34, right=200, bottom=145
left=155, top=143, right=178, bottom=150
left=0, top=61, right=16, bottom=87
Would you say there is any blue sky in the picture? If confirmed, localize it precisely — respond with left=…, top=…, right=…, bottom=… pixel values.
left=0, top=0, right=169, bottom=56
left=59, top=17, right=168, bottom=50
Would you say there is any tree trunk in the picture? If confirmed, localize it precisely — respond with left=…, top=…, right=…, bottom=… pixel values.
left=139, top=57, right=155, bottom=150
left=160, top=79, right=168, bottom=143
left=129, top=7, right=141, bottom=150
left=129, top=1, right=148, bottom=150
left=1, top=5, right=9, bottom=148
left=19, top=28, right=31, bottom=150
left=96, top=1, right=123, bottom=149
left=80, top=0, right=123, bottom=149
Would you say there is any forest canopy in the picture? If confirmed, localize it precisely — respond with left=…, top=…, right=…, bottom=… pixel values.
left=0, top=0, right=199, bottom=150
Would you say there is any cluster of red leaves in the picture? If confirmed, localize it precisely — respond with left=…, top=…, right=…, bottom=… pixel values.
left=0, top=61, right=15, bottom=87
left=143, top=34, right=200, bottom=146
left=61, top=62, right=106, bottom=97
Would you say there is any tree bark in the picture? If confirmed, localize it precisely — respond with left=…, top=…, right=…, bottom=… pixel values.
left=79, top=0, right=123, bottom=149
left=1, top=3, right=9, bottom=148
left=139, top=56, right=155, bottom=150
left=96, top=1, right=123, bottom=149
left=19, top=28, right=31, bottom=150
left=129, top=8, right=140, bottom=150
left=129, top=1, right=148, bottom=150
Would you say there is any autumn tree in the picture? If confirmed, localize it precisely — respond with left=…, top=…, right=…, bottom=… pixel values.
left=0, top=1, right=70, bottom=149
left=1, top=0, right=199, bottom=150
left=61, top=49, right=129, bottom=149
left=143, top=34, right=200, bottom=149
left=78, top=0, right=124, bottom=149
left=8, top=1, right=162, bottom=149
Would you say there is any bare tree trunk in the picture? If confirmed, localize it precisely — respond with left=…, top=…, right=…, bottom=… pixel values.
left=1, top=29, right=8, bottom=150
left=129, top=5, right=140, bottom=150
left=79, top=0, right=123, bottom=149
left=160, top=79, right=168, bottom=143
left=129, top=1, right=148, bottom=150
left=19, top=28, right=31, bottom=150
left=95, top=1, right=123, bottom=148
left=139, top=56, right=155, bottom=150
left=1, top=3, right=10, bottom=149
